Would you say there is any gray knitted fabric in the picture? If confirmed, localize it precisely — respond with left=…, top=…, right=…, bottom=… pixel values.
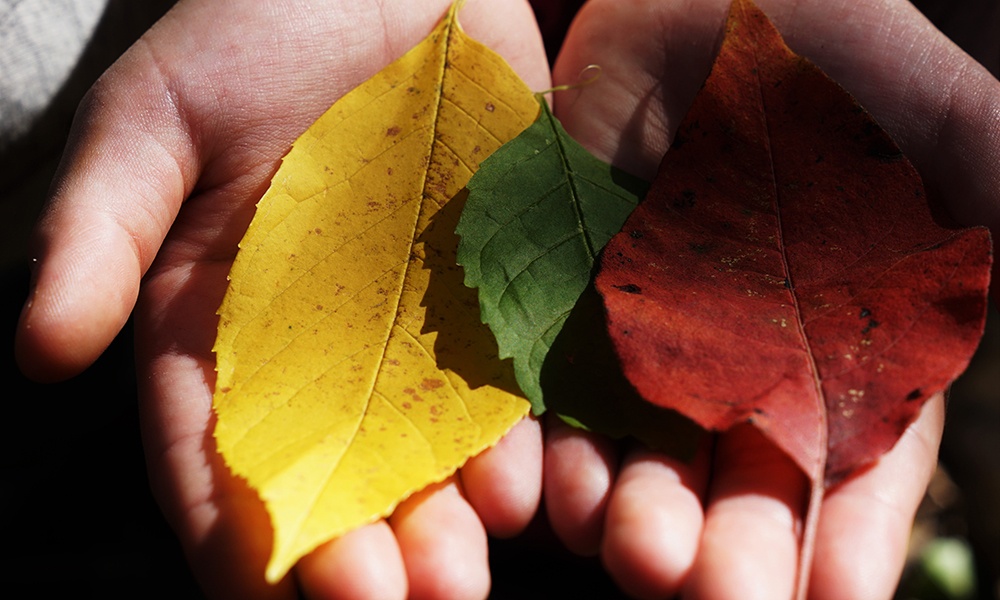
left=0, top=0, right=107, bottom=150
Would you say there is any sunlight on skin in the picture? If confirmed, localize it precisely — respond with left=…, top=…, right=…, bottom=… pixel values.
left=297, top=521, right=407, bottom=600
left=461, top=417, right=543, bottom=538
left=543, top=416, right=618, bottom=555
left=684, top=426, right=808, bottom=600
left=601, top=446, right=710, bottom=599
left=389, top=479, right=490, bottom=600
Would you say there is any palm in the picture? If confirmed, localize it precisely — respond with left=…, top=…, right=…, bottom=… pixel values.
left=18, top=1, right=548, bottom=598
left=545, top=0, right=998, bottom=598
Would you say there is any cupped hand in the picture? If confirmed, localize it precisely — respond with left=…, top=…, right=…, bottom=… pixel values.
left=15, top=0, right=549, bottom=598
left=546, top=0, right=998, bottom=598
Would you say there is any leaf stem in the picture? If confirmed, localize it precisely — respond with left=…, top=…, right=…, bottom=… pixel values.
left=795, top=479, right=824, bottom=600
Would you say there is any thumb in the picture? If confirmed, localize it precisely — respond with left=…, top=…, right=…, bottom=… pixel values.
left=16, top=44, right=198, bottom=381
left=552, top=0, right=729, bottom=180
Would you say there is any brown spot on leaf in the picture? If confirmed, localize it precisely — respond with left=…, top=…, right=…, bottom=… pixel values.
left=386, top=126, right=401, bottom=137
left=420, top=378, right=445, bottom=391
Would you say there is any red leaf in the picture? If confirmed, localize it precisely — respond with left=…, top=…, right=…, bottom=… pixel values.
left=596, top=0, right=992, bottom=490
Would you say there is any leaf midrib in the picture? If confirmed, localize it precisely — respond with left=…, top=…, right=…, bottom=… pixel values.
left=545, top=105, right=599, bottom=262
left=360, top=12, right=458, bottom=449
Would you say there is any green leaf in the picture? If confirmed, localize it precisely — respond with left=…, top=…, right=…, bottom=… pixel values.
left=456, top=96, right=647, bottom=414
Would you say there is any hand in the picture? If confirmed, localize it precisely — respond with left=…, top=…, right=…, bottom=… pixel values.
left=15, top=0, right=550, bottom=598
left=544, top=0, right=999, bottom=598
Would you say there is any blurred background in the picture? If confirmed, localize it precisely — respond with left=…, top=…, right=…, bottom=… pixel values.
left=2, top=0, right=997, bottom=597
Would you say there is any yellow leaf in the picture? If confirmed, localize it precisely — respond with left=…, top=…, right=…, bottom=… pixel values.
left=212, top=3, right=537, bottom=582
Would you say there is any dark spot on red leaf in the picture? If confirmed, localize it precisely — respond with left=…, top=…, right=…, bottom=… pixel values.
left=613, top=283, right=642, bottom=294
left=675, top=189, right=697, bottom=209
left=861, top=319, right=880, bottom=335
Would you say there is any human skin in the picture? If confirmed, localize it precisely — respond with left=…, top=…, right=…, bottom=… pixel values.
left=549, top=1, right=997, bottom=598
left=16, top=1, right=548, bottom=598
left=15, top=0, right=999, bottom=598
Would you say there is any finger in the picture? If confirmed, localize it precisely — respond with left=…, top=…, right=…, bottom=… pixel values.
left=543, top=415, right=619, bottom=555
left=460, top=415, right=542, bottom=538
left=389, top=478, right=490, bottom=600
left=14, top=68, right=194, bottom=382
left=600, top=441, right=710, bottom=599
left=808, top=393, right=945, bottom=600
left=297, top=520, right=407, bottom=600
left=552, top=0, right=729, bottom=179
left=685, top=424, right=809, bottom=600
